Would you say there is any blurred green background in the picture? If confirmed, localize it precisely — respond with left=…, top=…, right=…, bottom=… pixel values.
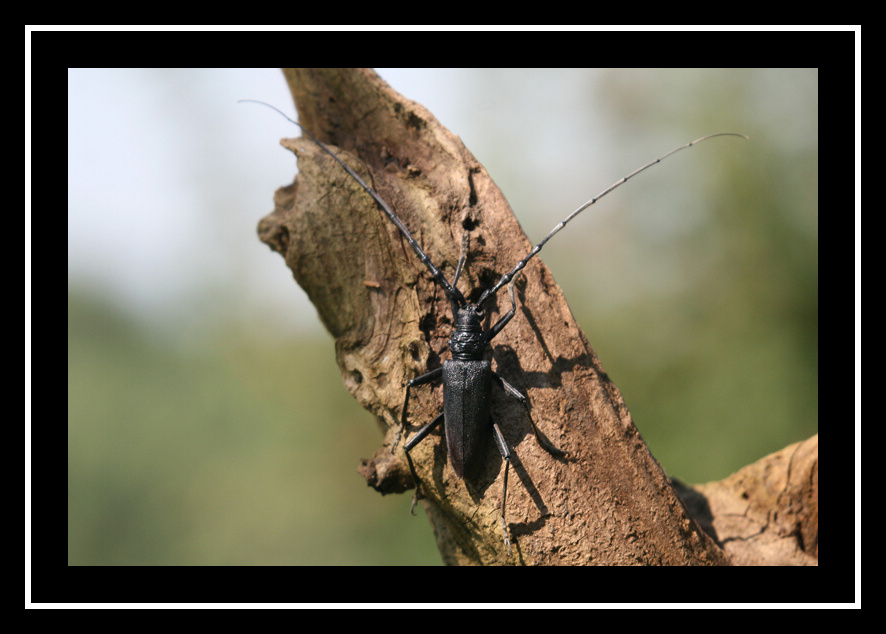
left=67, top=68, right=817, bottom=565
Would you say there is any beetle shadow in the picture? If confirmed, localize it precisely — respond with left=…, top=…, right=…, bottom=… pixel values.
left=468, top=431, right=553, bottom=506
left=489, top=264, right=616, bottom=403
left=477, top=289, right=599, bottom=539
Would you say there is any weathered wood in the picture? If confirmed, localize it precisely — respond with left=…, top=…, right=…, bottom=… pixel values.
left=255, top=68, right=813, bottom=566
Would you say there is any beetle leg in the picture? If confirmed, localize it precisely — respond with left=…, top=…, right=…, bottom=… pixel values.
left=485, top=275, right=519, bottom=344
left=404, top=412, right=444, bottom=514
left=396, top=366, right=443, bottom=449
left=493, top=373, right=567, bottom=458
left=492, top=422, right=512, bottom=555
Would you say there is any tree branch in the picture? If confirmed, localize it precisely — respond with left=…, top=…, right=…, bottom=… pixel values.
left=255, top=68, right=816, bottom=566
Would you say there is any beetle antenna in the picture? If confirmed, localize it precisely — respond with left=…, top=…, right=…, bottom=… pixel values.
left=240, top=99, right=468, bottom=308
left=476, top=132, right=749, bottom=308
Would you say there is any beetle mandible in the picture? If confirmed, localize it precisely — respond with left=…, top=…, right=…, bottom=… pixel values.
left=243, top=100, right=746, bottom=553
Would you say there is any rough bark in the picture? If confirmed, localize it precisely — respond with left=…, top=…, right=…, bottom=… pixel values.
left=255, top=68, right=817, bottom=566
left=672, top=434, right=818, bottom=565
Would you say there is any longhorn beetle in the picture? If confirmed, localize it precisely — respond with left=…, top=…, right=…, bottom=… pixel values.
left=243, top=100, right=747, bottom=553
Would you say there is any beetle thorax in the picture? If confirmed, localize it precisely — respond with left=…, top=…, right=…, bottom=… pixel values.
left=449, top=305, right=486, bottom=360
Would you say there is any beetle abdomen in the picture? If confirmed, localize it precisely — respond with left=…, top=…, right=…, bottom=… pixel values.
left=443, top=359, right=493, bottom=480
